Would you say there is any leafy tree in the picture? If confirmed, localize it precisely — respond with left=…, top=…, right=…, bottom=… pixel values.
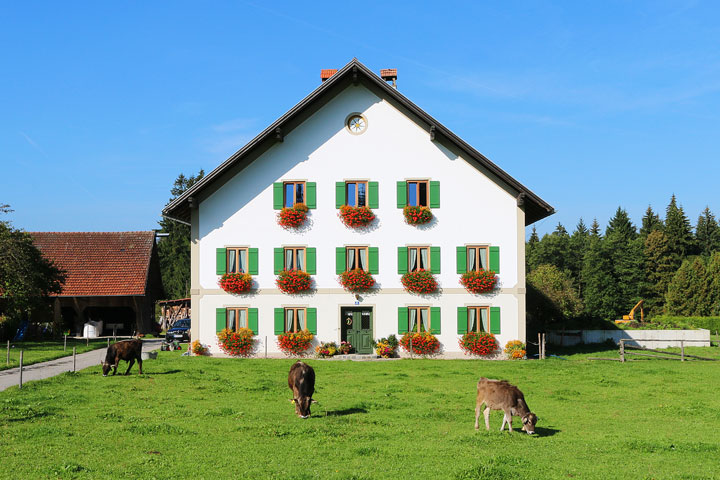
left=0, top=205, right=66, bottom=340
left=527, top=264, right=583, bottom=328
left=639, top=205, right=663, bottom=238
left=157, top=170, right=204, bottom=299
left=705, top=252, right=720, bottom=316
left=695, top=206, right=720, bottom=256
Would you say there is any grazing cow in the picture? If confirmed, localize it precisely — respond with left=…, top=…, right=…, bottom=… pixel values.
left=475, top=378, right=537, bottom=434
left=101, top=339, right=143, bottom=376
left=288, top=361, right=316, bottom=419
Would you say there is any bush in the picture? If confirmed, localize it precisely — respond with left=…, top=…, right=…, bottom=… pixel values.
left=373, top=334, right=399, bottom=358
left=650, top=316, right=720, bottom=332
left=459, top=332, right=499, bottom=356
left=503, top=340, right=526, bottom=360
left=217, top=328, right=255, bottom=356
left=399, top=331, right=440, bottom=356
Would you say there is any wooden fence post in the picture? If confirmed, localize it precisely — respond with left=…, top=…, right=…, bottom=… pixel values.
left=538, top=333, right=542, bottom=359
left=73, top=347, right=76, bottom=372
left=542, top=333, right=546, bottom=360
left=64, top=334, right=67, bottom=352
left=19, top=350, right=23, bottom=389
left=681, top=341, right=685, bottom=362
left=6, top=340, right=9, bottom=366
left=86, top=337, right=89, bottom=347
left=619, top=340, right=625, bottom=363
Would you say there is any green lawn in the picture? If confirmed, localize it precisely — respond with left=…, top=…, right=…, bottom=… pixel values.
left=1, top=339, right=110, bottom=371
left=1, top=348, right=720, bottom=479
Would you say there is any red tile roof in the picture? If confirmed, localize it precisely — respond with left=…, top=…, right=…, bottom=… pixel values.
left=29, top=232, right=156, bottom=297
left=320, top=69, right=338, bottom=80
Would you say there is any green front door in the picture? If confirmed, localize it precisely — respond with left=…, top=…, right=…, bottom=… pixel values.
left=342, top=308, right=373, bottom=354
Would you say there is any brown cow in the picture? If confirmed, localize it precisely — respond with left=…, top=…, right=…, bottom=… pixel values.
left=101, top=339, right=143, bottom=376
left=288, top=361, right=316, bottom=419
left=475, top=378, right=537, bottom=434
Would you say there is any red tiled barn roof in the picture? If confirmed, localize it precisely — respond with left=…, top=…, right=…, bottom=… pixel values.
left=29, top=231, right=155, bottom=297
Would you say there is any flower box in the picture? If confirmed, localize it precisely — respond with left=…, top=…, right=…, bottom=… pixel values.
left=217, top=328, right=256, bottom=357
left=401, top=269, right=438, bottom=294
left=504, top=340, right=526, bottom=360
left=277, top=330, right=314, bottom=356
left=399, top=331, right=440, bottom=356
left=339, top=205, right=375, bottom=228
left=278, top=203, right=309, bottom=229
left=459, top=332, right=499, bottom=357
left=219, top=272, right=253, bottom=294
left=460, top=270, right=497, bottom=294
left=276, top=269, right=312, bottom=294
left=403, top=205, right=432, bottom=225
left=339, top=269, right=375, bottom=292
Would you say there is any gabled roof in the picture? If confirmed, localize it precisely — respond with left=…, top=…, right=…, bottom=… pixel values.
left=29, top=231, right=156, bottom=297
left=163, top=58, right=554, bottom=225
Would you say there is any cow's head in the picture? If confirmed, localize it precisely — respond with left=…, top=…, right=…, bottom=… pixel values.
left=291, top=397, right=317, bottom=419
left=101, top=361, right=113, bottom=377
left=521, top=413, right=538, bottom=435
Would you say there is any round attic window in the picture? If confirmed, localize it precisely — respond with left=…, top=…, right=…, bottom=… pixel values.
left=346, top=114, right=367, bottom=135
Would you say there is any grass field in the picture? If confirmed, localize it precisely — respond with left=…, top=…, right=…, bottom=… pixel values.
left=1, top=339, right=110, bottom=371
left=1, top=347, right=720, bottom=479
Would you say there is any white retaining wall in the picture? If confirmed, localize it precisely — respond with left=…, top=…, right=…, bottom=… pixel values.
left=548, top=329, right=711, bottom=348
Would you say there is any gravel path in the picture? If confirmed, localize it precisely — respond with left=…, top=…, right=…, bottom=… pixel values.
left=0, top=339, right=163, bottom=392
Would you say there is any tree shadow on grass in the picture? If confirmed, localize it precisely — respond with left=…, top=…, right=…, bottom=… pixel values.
left=140, top=369, right=182, bottom=376
left=324, top=407, right=368, bottom=417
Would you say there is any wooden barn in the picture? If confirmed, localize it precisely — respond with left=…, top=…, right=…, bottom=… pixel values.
left=30, top=231, right=164, bottom=335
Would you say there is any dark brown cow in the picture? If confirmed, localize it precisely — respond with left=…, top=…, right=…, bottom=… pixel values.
left=102, top=339, right=143, bottom=376
left=288, top=361, right=316, bottom=418
left=475, top=378, right=538, bottom=434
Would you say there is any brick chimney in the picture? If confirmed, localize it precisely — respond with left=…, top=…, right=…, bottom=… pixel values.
left=321, top=69, right=338, bottom=82
left=380, top=68, right=397, bottom=88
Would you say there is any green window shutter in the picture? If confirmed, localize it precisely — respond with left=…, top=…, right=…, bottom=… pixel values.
left=369, top=247, right=379, bottom=274
left=336, top=247, right=346, bottom=274
left=274, top=248, right=284, bottom=274
left=274, top=308, right=285, bottom=335
left=216, top=308, right=226, bottom=333
left=430, top=246, right=441, bottom=274
left=397, top=247, right=408, bottom=274
left=456, top=246, right=466, bottom=274
left=490, top=307, right=501, bottom=334
left=335, top=182, right=345, bottom=208
left=489, top=246, right=500, bottom=273
left=248, top=308, right=259, bottom=335
left=306, top=308, right=317, bottom=334
left=430, top=307, right=441, bottom=334
left=216, top=248, right=227, bottom=275
left=396, top=181, right=406, bottom=208
left=368, top=181, right=379, bottom=209
left=248, top=248, right=259, bottom=275
left=429, top=181, right=440, bottom=208
left=457, top=307, right=468, bottom=334
left=398, top=307, right=408, bottom=334
left=306, top=182, right=317, bottom=209
left=306, top=247, right=316, bottom=274
left=273, top=182, right=284, bottom=210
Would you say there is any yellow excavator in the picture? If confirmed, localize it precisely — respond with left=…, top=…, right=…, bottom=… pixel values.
left=615, top=300, right=644, bottom=324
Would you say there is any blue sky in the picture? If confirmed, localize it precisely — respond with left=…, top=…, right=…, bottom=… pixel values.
left=3, top=1, right=719, bottom=237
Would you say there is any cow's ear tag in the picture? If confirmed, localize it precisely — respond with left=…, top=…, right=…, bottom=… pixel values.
left=290, top=399, right=296, bottom=404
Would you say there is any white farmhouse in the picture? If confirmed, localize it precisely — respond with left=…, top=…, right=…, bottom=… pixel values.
left=162, top=59, right=554, bottom=356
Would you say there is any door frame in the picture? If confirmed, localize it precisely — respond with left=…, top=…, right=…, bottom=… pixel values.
left=338, top=304, right=375, bottom=352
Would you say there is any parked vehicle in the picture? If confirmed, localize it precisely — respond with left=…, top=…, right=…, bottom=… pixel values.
left=165, top=319, right=191, bottom=343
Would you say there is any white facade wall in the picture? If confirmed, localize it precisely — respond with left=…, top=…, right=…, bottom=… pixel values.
left=193, top=85, right=525, bottom=354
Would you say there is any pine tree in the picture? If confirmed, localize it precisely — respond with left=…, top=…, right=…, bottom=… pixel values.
left=568, top=218, right=589, bottom=292
left=696, top=206, right=720, bottom=256
left=526, top=226, right=540, bottom=273
left=580, top=233, right=617, bottom=321
left=590, top=218, right=601, bottom=237
left=665, top=257, right=708, bottom=316
left=639, top=205, right=663, bottom=238
left=603, top=208, right=642, bottom=318
left=157, top=170, right=205, bottom=299
left=705, top=252, right=720, bottom=316
left=605, top=207, right=637, bottom=241
left=664, top=195, right=696, bottom=261
left=642, top=231, right=676, bottom=316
